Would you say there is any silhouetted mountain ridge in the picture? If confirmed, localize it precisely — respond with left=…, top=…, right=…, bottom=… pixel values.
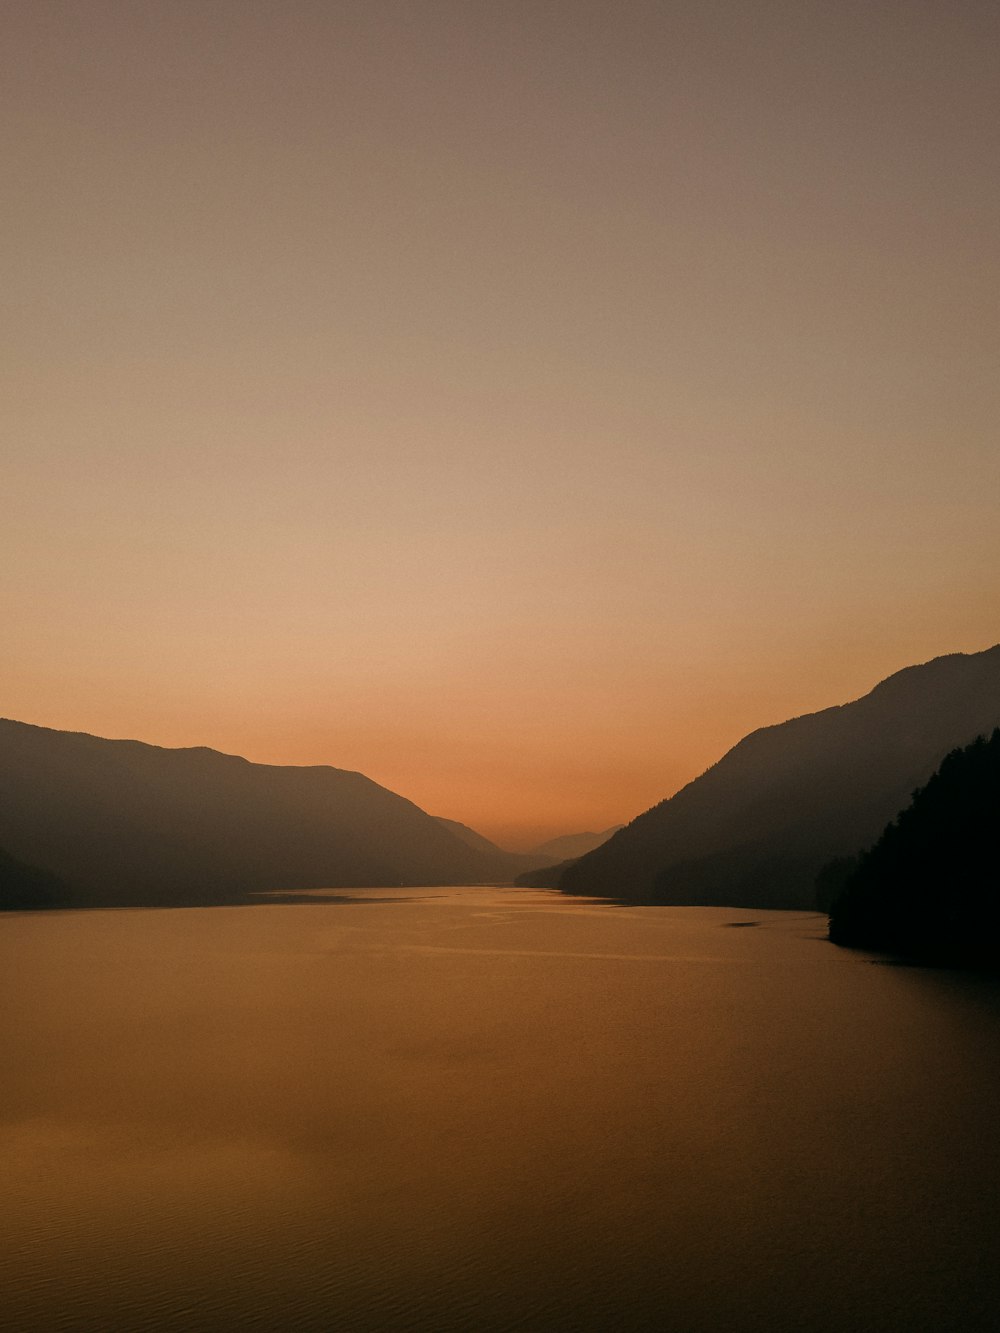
left=828, top=729, right=1000, bottom=963
left=432, top=816, right=546, bottom=873
left=559, top=645, right=1000, bottom=908
left=434, top=817, right=507, bottom=855
left=0, top=719, right=528, bottom=908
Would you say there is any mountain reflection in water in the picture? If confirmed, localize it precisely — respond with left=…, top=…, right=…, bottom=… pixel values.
left=3, top=888, right=1000, bottom=1332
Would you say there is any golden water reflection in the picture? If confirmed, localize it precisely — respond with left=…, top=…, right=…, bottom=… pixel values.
left=3, top=889, right=1000, bottom=1330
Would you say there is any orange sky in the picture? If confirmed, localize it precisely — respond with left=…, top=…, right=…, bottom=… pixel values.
left=3, top=1, right=998, bottom=848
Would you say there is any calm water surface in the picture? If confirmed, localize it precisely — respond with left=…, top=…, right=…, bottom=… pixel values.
left=3, top=888, right=1000, bottom=1331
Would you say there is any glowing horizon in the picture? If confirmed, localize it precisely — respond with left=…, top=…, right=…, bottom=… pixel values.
left=3, top=2, right=998, bottom=850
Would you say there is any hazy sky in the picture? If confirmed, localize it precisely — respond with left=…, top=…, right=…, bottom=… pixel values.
left=4, top=0, right=998, bottom=846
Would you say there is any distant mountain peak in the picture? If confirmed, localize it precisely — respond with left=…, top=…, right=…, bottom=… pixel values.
left=527, top=827, right=623, bottom=864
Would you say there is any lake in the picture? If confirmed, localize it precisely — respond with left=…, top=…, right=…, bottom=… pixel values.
left=3, top=887, right=1000, bottom=1331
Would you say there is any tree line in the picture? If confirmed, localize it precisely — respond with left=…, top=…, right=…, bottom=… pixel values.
left=824, top=729, right=1000, bottom=965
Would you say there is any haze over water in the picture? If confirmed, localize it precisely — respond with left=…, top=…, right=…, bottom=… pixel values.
left=4, top=889, right=1000, bottom=1331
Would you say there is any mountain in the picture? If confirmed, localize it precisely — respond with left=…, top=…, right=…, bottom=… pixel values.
left=514, top=857, right=578, bottom=889
left=434, top=817, right=509, bottom=856
left=0, top=845, right=74, bottom=910
left=558, top=645, right=1000, bottom=909
left=528, top=827, right=623, bottom=863
left=0, top=719, right=525, bottom=908
left=434, top=815, right=576, bottom=879
left=513, top=827, right=625, bottom=884
left=828, top=729, right=1000, bottom=964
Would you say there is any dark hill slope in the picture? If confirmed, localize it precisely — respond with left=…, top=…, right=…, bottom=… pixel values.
left=0, top=719, right=522, bottom=907
left=434, top=817, right=508, bottom=856
left=433, top=817, right=541, bottom=875
left=828, top=729, right=1000, bottom=963
left=559, top=645, right=1000, bottom=909
left=0, top=846, right=74, bottom=910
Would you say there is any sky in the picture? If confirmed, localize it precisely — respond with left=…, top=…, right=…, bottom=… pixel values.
left=3, top=0, right=998, bottom=848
